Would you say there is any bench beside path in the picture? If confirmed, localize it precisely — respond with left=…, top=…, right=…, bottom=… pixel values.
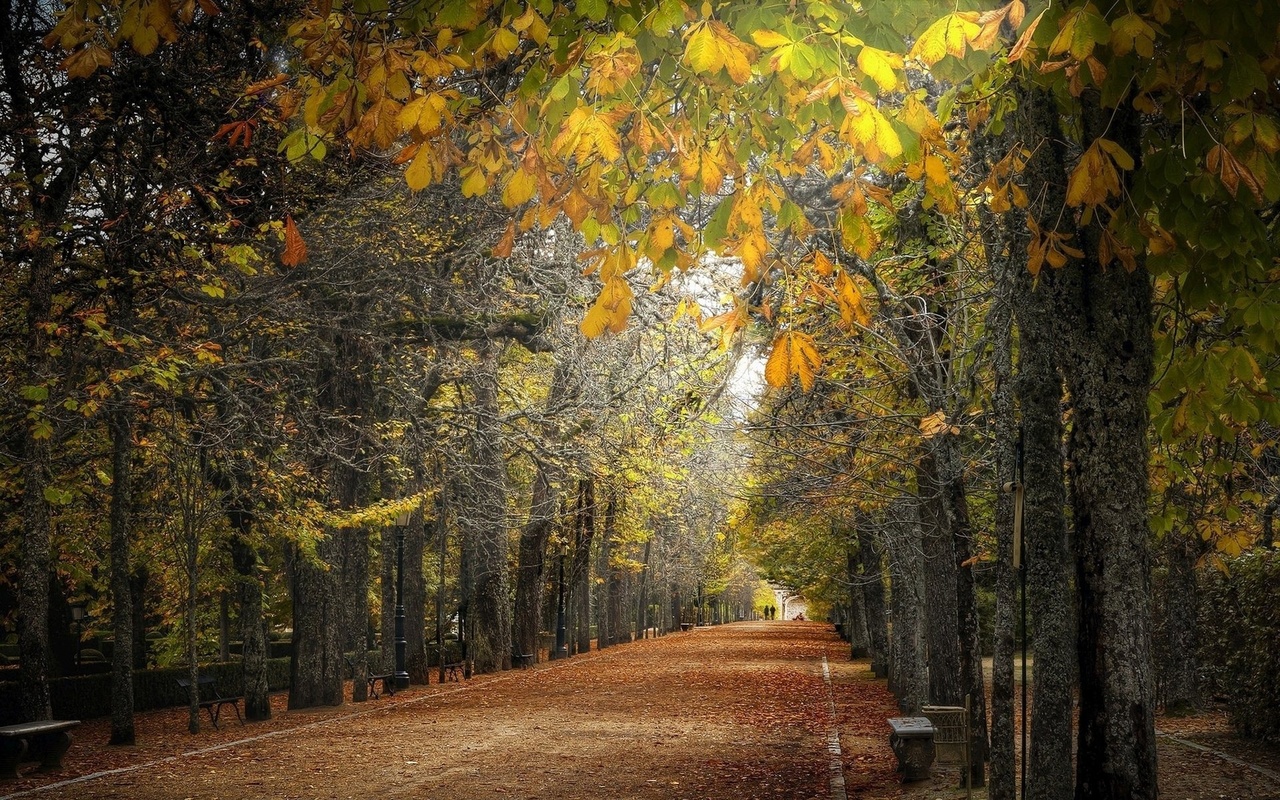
left=0, top=721, right=79, bottom=780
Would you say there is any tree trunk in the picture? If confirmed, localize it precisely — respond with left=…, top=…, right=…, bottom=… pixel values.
left=1013, top=81, right=1079, bottom=800
left=1159, top=530, right=1199, bottom=714
left=288, top=538, right=345, bottom=708
left=381, top=526, right=395, bottom=673
left=570, top=479, right=596, bottom=655
left=597, top=493, right=614, bottom=650
left=917, top=452, right=963, bottom=707
left=231, top=530, right=270, bottom=720
left=604, top=490, right=624, bottom=645
left=301, top=324, right=372, bottom=703
left=856, top=524, right=890, bottom=678
left=436, top=495, right=448, bottom=683
left=6, top=3, right=65, bottom=720
left=1059, top=250, right=1157, bottom=800
left=463, top=356, right=511, bottom=674
left=885, top=503, right=927, bottom=714
left=845, top=548, right=870, bottom=658
left=1054, top=97, right=1158, bottom=800
left=984, top=188, right=1019, bottom=800
left=635, top=540, right=652, bottom=639
left=186, top=549, right=200, bottom=734
left=342, top=523, right=369, bottom=702
left=946, top=444, right=988, bottom=787
left=17, top=377, right=54, bottom=723
left=405, top=509, right=427, bottom=683
left=513, top=462, right=558, bottom=659
left=108, top=408, right=136, bottom=744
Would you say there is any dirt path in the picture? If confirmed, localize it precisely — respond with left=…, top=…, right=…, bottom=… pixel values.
left=6, top=622, right=1279, bottom=799
left=3, top=622, right=902, bottom=800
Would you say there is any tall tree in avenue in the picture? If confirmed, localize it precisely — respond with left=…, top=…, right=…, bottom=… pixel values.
left=30, top=2, right=1280, bottom=796
left=460, top=349, right=512, bottom=673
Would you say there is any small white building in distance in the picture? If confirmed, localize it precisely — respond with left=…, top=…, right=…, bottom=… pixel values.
left=770, top=586, right=808, bottom=621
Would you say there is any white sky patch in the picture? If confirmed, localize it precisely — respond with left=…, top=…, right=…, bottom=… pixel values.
left=725, top=352, right=764, bottom=421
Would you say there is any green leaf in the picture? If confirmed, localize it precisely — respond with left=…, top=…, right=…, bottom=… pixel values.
left=702, top=195, right=735, bottom=250
left=776, top=199, right=804, bottom=233
left=42, top=485, right=75, bottom=505
left=578, top=0, right=606, bottom=22
left=19, top=385, right=48, bottom=402
left=1227, top=56, right=1267, bottom=99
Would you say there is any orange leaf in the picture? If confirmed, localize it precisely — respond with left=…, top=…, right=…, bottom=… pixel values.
left=811, top=250, right=835, bottom=277
left=281, top=214, right=307, bottom=267
left=492, top=220, right=516, bottom=258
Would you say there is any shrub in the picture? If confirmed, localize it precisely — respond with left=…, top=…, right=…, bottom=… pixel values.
left=0, top=656, right=296, bottom=724
left=1199, top=549, right=1280, bottom=742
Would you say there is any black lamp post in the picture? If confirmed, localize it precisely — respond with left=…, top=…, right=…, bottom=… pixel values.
left=394, top=511, right=411, bottom=690
left=70, top=605, right=86, bottom=671
left=554, top=542, right=568, bottom=659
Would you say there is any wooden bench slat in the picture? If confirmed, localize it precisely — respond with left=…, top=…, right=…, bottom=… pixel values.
left=175, top=677, right=243, bottom=729
left=366, top=673, right=396, bottom=699
left=442, top=662, right=465, bottom=681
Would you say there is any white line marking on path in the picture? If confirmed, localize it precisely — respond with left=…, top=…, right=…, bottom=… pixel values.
left=0, top=647, right=622, bottom=800
left=1155, top=729, right=1280, bottom=785
left=821, top=654, right=848, bottom=800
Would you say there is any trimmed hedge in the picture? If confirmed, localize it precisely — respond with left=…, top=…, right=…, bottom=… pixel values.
left=0, top=657, right=293, bottom=724
left=1200, top=549, right=1280, bottom=742
left=0, top=644, right=464, bottom=724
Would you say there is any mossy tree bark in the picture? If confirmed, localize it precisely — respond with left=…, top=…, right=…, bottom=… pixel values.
left=569, top=478, right=596, bottom=655
left=230, top=528, right=271, bottom=720
left=108, top=408, right=136, bottom=744
left=856, top=523, right=890, bottom=678
left=513, top=460, right=559, bottom=659
left=885, top=503, right=926, bottom=714
left=1012, top=81, right=1079, bottom=800
left=288, top=536, right=344, bottom=708
left=977, top=134, right=1022, bottom=799
left=462, top=353, right=511, bottom=674
left=1018, top=86, right=1157, bottom=799
left=1157, top=530, right=1200, bottom=714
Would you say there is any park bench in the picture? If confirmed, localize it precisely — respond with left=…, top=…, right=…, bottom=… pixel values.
left=0, top=719, right=79, bottom=779
left=366, top=671, right=396, bottom=698
left=442, top=661, right=465, bottom=681
left=346, top=656, right=395, bottom=699
left=175, top=676, right=243, bottom=730
left=887, top=716, right=935, bottom=782
left=512, top=652, right=535, bottom=669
